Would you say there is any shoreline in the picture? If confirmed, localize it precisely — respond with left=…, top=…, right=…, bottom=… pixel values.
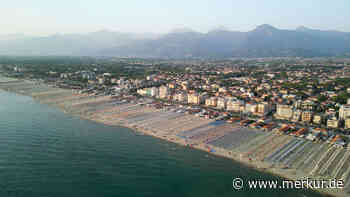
left=87, top=115, right=334, bottom=196
left=48, top=108, right=340, bottom=197
left=0, top=78, right=346, bottom=197
left=45, top=97, right=343, bottom=197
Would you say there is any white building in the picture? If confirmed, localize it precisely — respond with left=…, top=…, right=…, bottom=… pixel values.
left=339, top=104, right=350, bottom=120
left=244, top=103, right=257, bottom=114
left=173, top=92, right=187, bottom=103
left=188, top=93, right=205, bottom=105
left=275, top=104, right=293, bottom=120
left=217, top=97, right=227, bottom=109
left=291, top=110, right=302, bottom=122
left=150, top=87, right=159, bottom=97
left=255, top=102, right=270, bottom=116
left=226, top=99, right=244, bottom=112
left=159, top=86, right=169, bottom=99
left=327, top=117, right=339, bottom=128
left=205, top=97, right=217, bottom=107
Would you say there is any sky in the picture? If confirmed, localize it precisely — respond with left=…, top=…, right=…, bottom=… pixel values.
left=1, top=0, right=349, bottom=36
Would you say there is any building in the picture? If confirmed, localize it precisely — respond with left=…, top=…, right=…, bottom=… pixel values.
left=244, top=103, right=257, bottom=114
left=137, top=88, right=147, bottom=96
left=81, top=71, right=96, bottom=80
left=110, top=78, right=117, bottom=84
left=137, top=87, right=156, bottom=97
left=188, top=93, right=204, bottom=105
left=218, top=87, right=227, bottom=93
left=150, top=87, right=159, bottom=97
left=13, top=66, right=21, bottom=72
left=275, top=104, right=293, bottom=120
left=181, top=82, right=189, bottom=90
left=98, top=77, right=105, bottom=84
left=205, top=97, right=217, bottom=107
left=339, top=104, right=350, bottom=120
left=226, top=99, right=244, bottom=112
left=146, top=75, right=153, bottom=81
left=168, top=83, right=176, bottom=89
left=301, top=111, right=313, bottom=123
left=255, top=102, right=270, bottom=116
left=60, top=73, right=69, bottom=79
left=294, top=100, right=302, bottom=109
left=293, top=100, right=315, bottom=111
left=291, top=110, right=302, bottom=122
left=313, top=114, right=323, bottom=124
left=345, top=118, right=350, bottom=129
left=327, top=117, right=339, bottom=129
left=301, top=100, right=315, bottom=111
left=217, top=97, right=227, bottom=109
left=159, top=86, right=169, bottom=99
left=118, top=77, right=125, bottom=86
left=133, top=79, right=143, bottom=87
left=173, top=92, right=187, bottom=103
left=145, top=88, right=152, bottom=96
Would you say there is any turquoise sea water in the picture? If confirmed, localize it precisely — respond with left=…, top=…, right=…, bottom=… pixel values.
left=0, top=90, right=324, bottom=197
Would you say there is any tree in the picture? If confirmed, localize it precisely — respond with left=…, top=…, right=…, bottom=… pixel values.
left=317, top=95, right=328, bottom=102
left=332, top=92, right=350, bottom=104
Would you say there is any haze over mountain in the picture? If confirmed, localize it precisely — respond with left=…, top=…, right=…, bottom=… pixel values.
left=1, top=25, right=350, bottom=58
left=0, top=33, right=30, bottom=41
left=0, top=31, right=159, bottom=56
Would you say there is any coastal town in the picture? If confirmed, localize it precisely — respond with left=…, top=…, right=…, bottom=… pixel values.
left=2, top=56, right=350, bottom=196
left=3, top=1, right=350, bottom=197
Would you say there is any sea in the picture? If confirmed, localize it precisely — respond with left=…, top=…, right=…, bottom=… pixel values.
left=0, top=90, right=324, bottom=197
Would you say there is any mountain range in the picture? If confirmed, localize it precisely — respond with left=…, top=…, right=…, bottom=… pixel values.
left=1, top=24, right=350, bottom=58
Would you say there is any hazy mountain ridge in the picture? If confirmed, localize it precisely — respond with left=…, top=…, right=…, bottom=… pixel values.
left=1, top=25, right=350, bottom=57
left=0, top=31, right=158, bottom=56
left=101, top=24, right=350, bottom=58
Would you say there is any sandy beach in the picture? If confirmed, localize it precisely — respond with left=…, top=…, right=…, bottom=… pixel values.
left=0, top=78, right=348, bottom=197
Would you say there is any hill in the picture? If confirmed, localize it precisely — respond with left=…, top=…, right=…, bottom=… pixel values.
left=1, top=25, right=350, bottom=58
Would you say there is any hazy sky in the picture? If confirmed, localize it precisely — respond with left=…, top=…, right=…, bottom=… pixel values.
left=1, top=0, right=349, bottom=35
